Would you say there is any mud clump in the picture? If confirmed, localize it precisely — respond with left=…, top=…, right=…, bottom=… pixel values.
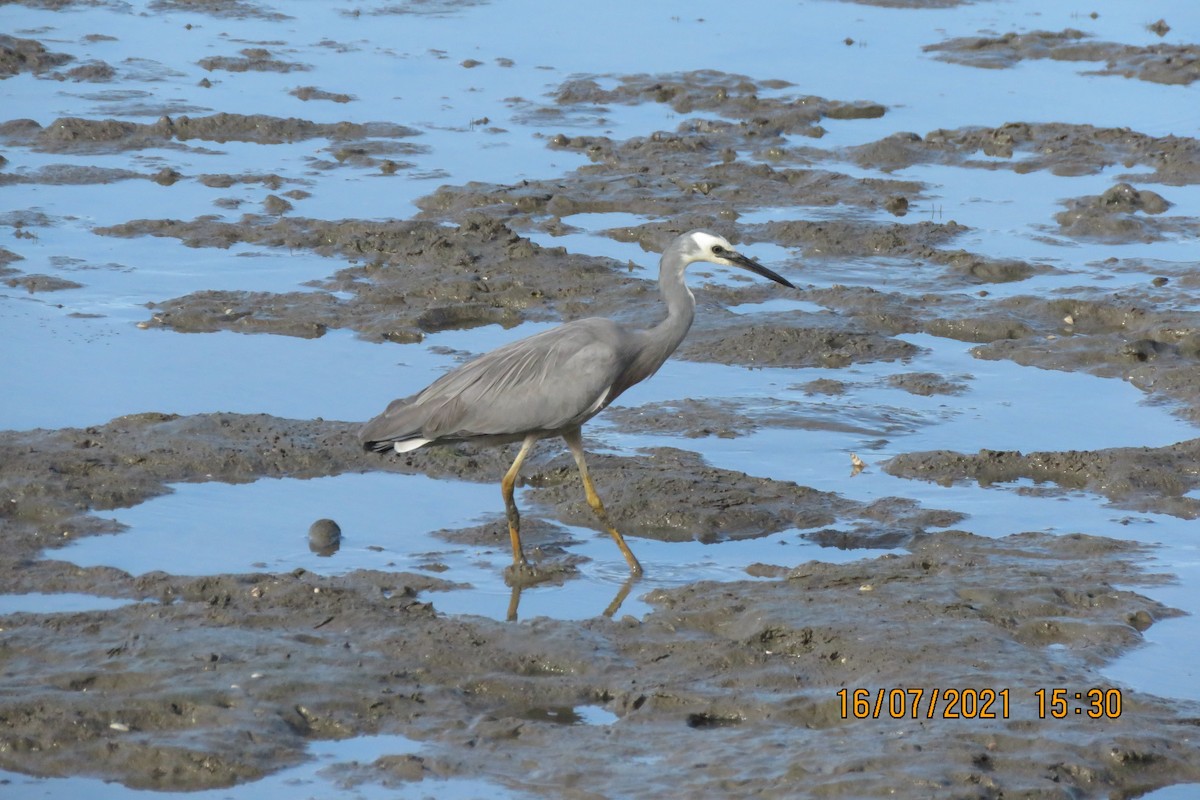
left=606, top=391, right=932, bottom=444
left=844, top=122, right=1200, bottom=183
left=756, top=217, right=1043, bottom=284
left=103, top=215, right=916, bottom=371
left=0, top=114, right=419, bottom=153
left=4, top=272, right=83, bottom=292
left=925, top=28, right=1200, bottom=85
left=524, top=446, right=956, bottom=545
left=682, top=315, right=923, bottom=368
left=552, top=70, right=885, bottom=136
left=413, top=71, right=1052, bottom=288
left=1054, top=182, right=1187, bottom=242
left=804, top=283, right=1200, bottom=422
left=198, top=47, right=309, bottom=73
left=109, top=215, right=633, bottom=341
left=0, top=164, right=146, bottom=187
left=56, top=60, right=116, bottom=82
left=290, top=85, right=354, bottom=103
left=887, top=371, right=969, bottom=396
left=885, top=438, right=1200, bottom=518
left=416, top=160, right=924, bottom=223
left=0, top=35, right=73, bottom=76
left=149, top=0, right=291, bottom=21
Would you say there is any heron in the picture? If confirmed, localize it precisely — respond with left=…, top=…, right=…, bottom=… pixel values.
left=360, top=230, right=794, bottom=577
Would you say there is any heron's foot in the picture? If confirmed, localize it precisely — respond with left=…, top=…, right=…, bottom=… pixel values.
left=503, top=558, right=578, bottom=588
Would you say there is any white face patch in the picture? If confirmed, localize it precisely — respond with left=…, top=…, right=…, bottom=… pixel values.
left=688, top=231, right=731, bottom=256
left=684, top=231, right=738, bottom=269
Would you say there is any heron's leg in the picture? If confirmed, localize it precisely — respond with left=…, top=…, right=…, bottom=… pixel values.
left=562, top=429, right=644, bottom=575
left=501, top=434, right=538, bottom=567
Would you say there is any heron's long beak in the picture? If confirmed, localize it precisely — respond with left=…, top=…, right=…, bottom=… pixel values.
left=729, top=251, right=795, bottom=289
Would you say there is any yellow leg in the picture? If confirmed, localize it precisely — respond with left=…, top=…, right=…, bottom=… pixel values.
left=501, top=435, right=538, bottom=568
left=562, top=429, right=644, bottom=575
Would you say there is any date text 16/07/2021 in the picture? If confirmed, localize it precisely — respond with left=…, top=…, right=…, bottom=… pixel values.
left=837, top=687, right=1124, bottom=720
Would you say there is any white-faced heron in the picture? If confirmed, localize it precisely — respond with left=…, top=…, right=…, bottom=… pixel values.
left=360, top=230, right=794, bottom=575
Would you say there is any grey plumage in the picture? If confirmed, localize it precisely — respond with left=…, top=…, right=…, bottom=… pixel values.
left=361, top=317, right=628, bottom=451
left=361, top=230, right=794, bottom=575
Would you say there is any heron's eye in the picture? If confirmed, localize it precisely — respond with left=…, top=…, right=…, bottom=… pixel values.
left=711, top=245, right=725, bottom=255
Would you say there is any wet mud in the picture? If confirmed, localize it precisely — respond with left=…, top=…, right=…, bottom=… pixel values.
left=1055, top=182, right=1182, bottom=242
left=842, top=122, right=1200, bottom=182
left=799, top=283, right=1200, bottom=423
left=198, top=48, right=310, bottom=74
left=0, top=34, right=73, bottom=77
left=886, top=438, right=1200, bottom=519
left=925, top=28, right=1200, bottom=85
left=1, top=520, right=1194, bottom=796
left=0, top=113, right=419, bottom=153
left=3, top=273, right=82, bottom=293
left=5, top=6, right=1200, bottom=798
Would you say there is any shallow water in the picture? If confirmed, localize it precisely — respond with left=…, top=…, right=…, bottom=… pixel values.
left=0, top=735, right=530, bottom=800
left=60, top=470, right=897, bottom=621
left=0, top=593, right=139, bottom=615
left=5, top=0, right=1200, bottom=796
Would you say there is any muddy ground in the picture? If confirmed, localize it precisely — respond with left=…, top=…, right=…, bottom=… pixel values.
left=1, top=420, right=1197, bottom=795
left=5, top=6, right=1200, bottom=800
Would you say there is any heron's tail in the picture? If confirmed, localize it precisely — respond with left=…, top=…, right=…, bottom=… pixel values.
left=361, top=436, right=395, bottom=453
left=359, top=396, right=429, bottom=453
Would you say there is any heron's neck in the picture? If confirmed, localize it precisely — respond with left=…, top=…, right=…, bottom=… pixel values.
left=657, top=261, right=696, bottom=340
left=637, top=263, right=696, bottom=375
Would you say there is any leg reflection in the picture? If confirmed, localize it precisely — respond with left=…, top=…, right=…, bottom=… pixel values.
left=602, top=575, right=639, bottom=618
left=507, top=583, right=521, bottom=622
left=505, top=574, right=641, bottom=622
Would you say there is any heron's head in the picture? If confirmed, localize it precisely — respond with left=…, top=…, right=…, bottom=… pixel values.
left=673, top=230, right=795, bottom=288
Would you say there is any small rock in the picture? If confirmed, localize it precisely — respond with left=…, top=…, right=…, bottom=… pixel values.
left=308, top=518, right=342, bottom=556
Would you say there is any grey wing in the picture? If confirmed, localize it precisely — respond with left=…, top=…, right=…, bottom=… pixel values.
left=360, top=319, right=627, bottom=448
